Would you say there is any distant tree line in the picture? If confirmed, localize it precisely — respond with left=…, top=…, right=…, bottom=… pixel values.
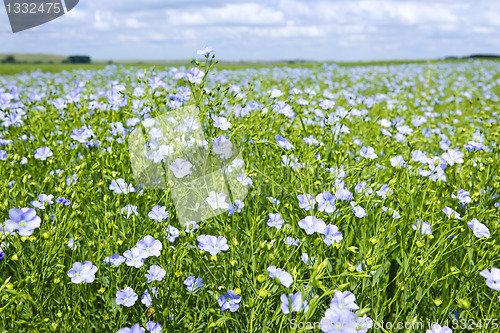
left=1, top=55, right=91, bottom=64
left=445, top=54, right=500, bottom=60
left=1, top=55, right=16, bottom=64
left=63, top=56, right=91, bottom=64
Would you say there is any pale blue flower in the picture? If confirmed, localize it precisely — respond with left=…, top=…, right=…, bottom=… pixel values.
left=104, top=254, right=125, bottom=267
left=146, top=321, right=162, bottom=333
left=267, top=213, right=284, bottom=230
left=268, top=89, right=283, bottom=98
left=116, top=287, right=138, bottom=307
left=397, top=125, right=413, bottom=135
left=148, top=206, right=169, bottom=222
left=479, top=267, right=500, bottom=291
left=276, top=135, right=294, bottom=150
left=297, top=193, right=316, bottom=210
left=212, top=115, right=232, bottom=130
left=4, top=207, right=41, bottom=236
left=34, top=147, right=53, bottom=160
left=319, top=99, right=335, bottom=110
left=452, top=189, right=471, bottom=206
left=237, top=174, right=253, bottom=186
left=303, top=135, right=319, bottom=145
left=335, top=186, right=353, bottom=201
left=197, top=235, right=229, bottom=255
left=165, top=225, right=180, bottom=242
left=267, top=196, right=280, bottom=205
left=359, top=146, right=378, bottom=159
left=322, top=224, right=343, bottom=245
left=187, top=68, right=204, bottom=84
left=218, top=290, right=241, bottom=312
left=137, top=236, right=162, bottom=258
left=316, top=191, right=336, bottom=213
left=412, top=219, right=432, bottom=235
left=197, top=46, right=214, bottom=56
left=117, top=324, right=143, bottom=333
left=212, top=135, right=233, bottom=159
left=281, top=292, right=308, bottom=314
left=284, top=236, right=299, bottom=246
left=67, top=261, right=97, bottom=284
left=70, top=125, right=94, bottom=143
left=184, top=276, right=204, bottom=291
left=411, top=150, right=428, bottom=164
left=351, top=205, right=367, bottom=218
left=206, top=191, right=229, bottom=210
left=109, top=178, right=135, bottom=194
left=145, top=265, right=166, bottom=283
left=121, top=205, right=138, bottom=218
left=390, top=155, right=406, bottom=168
left=141, top=287, right=158, bottom=307
left=441, top=149, right=464, bottom=166
left=273, top=101, right=294, bottom=118
left=228, top=200, right=245, bottom=216
left=330, top=290, right=359, bottom=311
left=185, top=221, right=199, bottom=233
left=442, top=206, right=461, bottom=220
left=467, top=218, right=490, bottom=238
left=123, top=247, right=145, bottom=268
left=67, top=237, right=79, bottom=250
left=298, top=216, right=326, bottom=235
left=376, top=184, right=391, bottom=199
left=425, top=324, right=453, bottom=333
left=170, top=158, right=193, bottom=178
left=320, top=307, right=357, bottom=333
left=268, top=266, right=293, bottom=287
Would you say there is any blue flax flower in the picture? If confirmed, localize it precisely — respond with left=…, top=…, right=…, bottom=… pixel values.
left=316, top=191, right=336, bottom=213
left=148, top=206, right=169, bottom=222
left=442, top=206, right=461, bottom=220
left=479, top=267, right=500, bottom=291
left=267, top=213, right=284, bottom=230
left=267, top=266, right=293, bottom=288
left=146, top=321, right=162, bottom=333
left=280, top=292, right=309, bottom=314
left=330, top=290, right=359, bottom=311
left=426, top=324, right=453, bottom=333
left=123, top=247, right=146, bottom=268
left=467, top=218, right=490, bottom=238
left=184, top=276, right=204, bottom=291
left=136, top=236, right=162, bottom=258
left=67, top=261, right=98, bottom=284
left=141, top=287, right=158, bottom=307
left=34, top=147, right=53, bottom=160
left=116, top=287, right=138, bottom=307
left=297, top=193, right=316, bottom=210
left=117, top=324, right=143, bottom=333
left=323, top=224, right=343, bottom=245
left=197, top=235, right=229, bottom=255
left=4, top=208, right=41, bottom=236
left=104, top=254, right=126, bottom=267
left=298, top=216, right=326, bottom=235
left=165, top=225, right=180, bottom=242
left=218, top=290, right=241, bottom=312
left=145, top=265, right=166, bottom=283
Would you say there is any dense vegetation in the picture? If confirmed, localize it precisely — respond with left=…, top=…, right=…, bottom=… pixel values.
left=0, top=50, right=499, bottom=332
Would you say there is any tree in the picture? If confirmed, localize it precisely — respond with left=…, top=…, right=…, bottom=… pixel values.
left=2, top=55, right=16, bottom=63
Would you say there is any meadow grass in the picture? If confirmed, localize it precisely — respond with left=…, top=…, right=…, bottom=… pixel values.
left=0, top=53, right=499, bottom=332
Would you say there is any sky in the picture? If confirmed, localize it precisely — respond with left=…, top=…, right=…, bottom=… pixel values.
left=1, top=0, right=500, bottom=62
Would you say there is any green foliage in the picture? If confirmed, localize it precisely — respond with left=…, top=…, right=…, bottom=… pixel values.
left=0, top=55, right=499, bottom=332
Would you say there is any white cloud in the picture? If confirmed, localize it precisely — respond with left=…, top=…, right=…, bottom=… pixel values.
left=165, top=3, right=285, bottom=26
left=1, top=0, right=499, bottom=61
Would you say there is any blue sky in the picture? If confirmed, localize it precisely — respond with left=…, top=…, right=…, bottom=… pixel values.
left=1, top=0, right=500, bottom=61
